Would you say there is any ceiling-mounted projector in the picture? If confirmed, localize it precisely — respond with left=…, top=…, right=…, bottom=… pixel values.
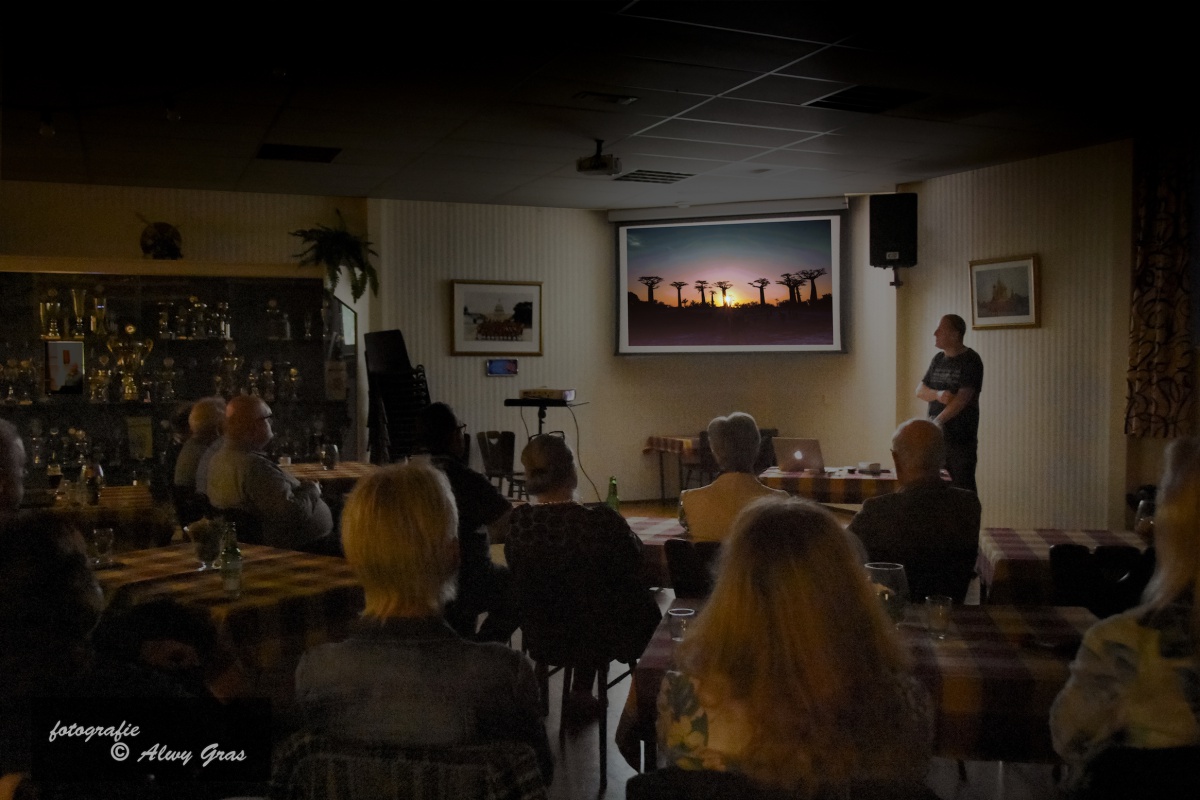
left=576, top=139, right=621, bottom=176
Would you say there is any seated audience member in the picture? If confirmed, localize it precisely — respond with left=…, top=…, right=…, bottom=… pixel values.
left=658, top=496, right=931, bottom=796
left=175, top=396, right=225, bottom=493
left=1051, top=438, right=1200, bottom=787
left=0, top=515, right=195, bottom=797
left=679, top=412, right=786, bottom=542
left=847, top=418, right=981, bottom=602
left=0, top=420, right=26, bottom=523
left=506, top=434, right=661, bottom=727
left=294, top=462, right=552, bottom=781
left=206, top=395, right=333, bottom=551
left=415, top=402, right=518, bottom=643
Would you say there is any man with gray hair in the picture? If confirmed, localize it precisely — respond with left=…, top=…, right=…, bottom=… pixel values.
left=848, top=418, right=981, bottom=602
left=679, top=412, right=786, bottom=542
left=0, top=419, right=25, bottom=521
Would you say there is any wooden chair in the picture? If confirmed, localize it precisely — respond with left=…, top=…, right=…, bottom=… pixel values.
left=663, top=539, right=721, bottom=599
left=269, top=731, right=548, bottom=800
left=477, top=431, right=526, bottom=499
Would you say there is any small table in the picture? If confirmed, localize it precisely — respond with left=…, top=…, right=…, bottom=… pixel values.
left=627, top=516, right=686, bottom=588
left=643, top=435, right=700, bottom=503
left=759, top=467, right=901, bottom=504
left=282, top=460, right=378, bottom=496
left=616, top=600, right=1095, bottom=770
left=978, top=528, right=1148, bottom=604
left=49, top=485, right=176, bottom=551
left=95, top=543, right=364, bottom=707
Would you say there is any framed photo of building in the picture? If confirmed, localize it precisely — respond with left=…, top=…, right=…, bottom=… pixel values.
left=451, top=280, right=543, bottom=355
left=969, top=255, right=1040, bottom=329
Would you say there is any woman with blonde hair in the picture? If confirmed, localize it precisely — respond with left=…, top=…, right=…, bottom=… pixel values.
left=656, top=496, right=931, bottom=795
left=1051, top=438, right=1200, bottom=789
left=294, top=461, right=552, bottom=780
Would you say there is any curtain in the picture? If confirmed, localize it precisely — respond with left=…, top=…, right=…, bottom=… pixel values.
left=1125, top=139, right=1193, bottom=437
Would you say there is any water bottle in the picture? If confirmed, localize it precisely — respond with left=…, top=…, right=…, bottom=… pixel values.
left=606, top=476, right=620, bottom=512
left=220, top=522, right=243, bottom=599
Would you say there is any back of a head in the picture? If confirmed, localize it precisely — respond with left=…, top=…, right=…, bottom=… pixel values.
left=225, top=394, right=267, bottom=446
left=1148, top=437, right=1200, bottom=612
left=707, top=412, right=760, bottom=473
left=414, top=402, right=459, bottom=455
left=680, top=495, right=911, bottom=790
left=188, top=397, right=227, bottom=439
left=521, top=435, right=577, bottom=496
left=892, top=418, right=945, bottom=477
left=341, top=461, right=459, bottom=618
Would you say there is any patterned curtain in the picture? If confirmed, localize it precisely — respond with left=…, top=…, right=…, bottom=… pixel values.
left=1125, top=139, right=1193, bottom=437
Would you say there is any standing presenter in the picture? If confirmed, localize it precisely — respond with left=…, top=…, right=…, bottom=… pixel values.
left=916, top=314, right=983, bottom=492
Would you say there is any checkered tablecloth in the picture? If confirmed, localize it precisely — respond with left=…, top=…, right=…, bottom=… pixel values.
left=616, top=600, right=1095, bottom=769
left=627, top=516, right=686, bottom=588
left=977, top=528, right=1148, bottom=605
left=96, top=543, right=364, bottom=706
left=758, top=467, right=901, bottom=504
left=50, top=484, right=176, bottom=550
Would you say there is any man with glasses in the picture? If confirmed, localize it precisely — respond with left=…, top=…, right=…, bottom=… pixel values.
left=207, top=395, right=333, bottom=551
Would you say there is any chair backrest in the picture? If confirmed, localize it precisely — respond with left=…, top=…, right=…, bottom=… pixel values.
left=664, top=538, right=721, bottom=599
left=269, top=731, right=548, bottom=800
left=1049, top=543, right=1150, bottom=618
left=171, top=484, right=209, bottom=528
left=478, top=431, right=517, bottom=476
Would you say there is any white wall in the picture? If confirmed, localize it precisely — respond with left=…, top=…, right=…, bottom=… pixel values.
left=896, top=140, right=1134, bottom=529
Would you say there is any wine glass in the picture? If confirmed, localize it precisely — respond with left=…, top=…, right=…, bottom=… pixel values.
left=865, top=562, right=910, bottom=624
left=1134, top=499, right=1155, bottom=541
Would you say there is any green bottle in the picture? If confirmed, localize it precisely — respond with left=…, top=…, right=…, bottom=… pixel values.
left=219, top=522, right=243, bottom=599
left=606, top=476, right=620, bottom=512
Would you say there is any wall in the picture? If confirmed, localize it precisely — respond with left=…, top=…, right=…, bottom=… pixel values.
left=896, top=140, right=1134, bottom=529
left=372, top=197, right=899, bottom=502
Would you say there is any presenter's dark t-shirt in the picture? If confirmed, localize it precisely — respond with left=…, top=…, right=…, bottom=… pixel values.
left=923, top=348, right=983, bottom=444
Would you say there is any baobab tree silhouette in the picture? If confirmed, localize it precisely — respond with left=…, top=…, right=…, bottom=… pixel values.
left=714, top=280, right=733, bottom=306
left=749, top=278, right=771, bottom=305
left=694, top=279, right=710, bottom=306
left=670, top=281, right=688, bottom=307
left=797, top=269, right=827, bottom=302
left=776, top=273, right=807, bottom=304
left=638, top=275, right=664, bottom=304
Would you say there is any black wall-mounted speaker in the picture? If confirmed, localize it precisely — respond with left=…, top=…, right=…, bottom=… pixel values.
left=870, top=193, right=918, bottom=269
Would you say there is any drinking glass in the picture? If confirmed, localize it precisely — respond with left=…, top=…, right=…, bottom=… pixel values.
left=925, top=595, right=952, bottom=639
left=668, top=608, right=695, bottom=641
left=89, top=527, right=115, bottom=568
left=188, top=520, right=223, bottom=571
left=865, top=563, right=909, bottom=624
left=1134, top=499, right=1155, bottom=540
left=46, top=462, right=63, bottom=491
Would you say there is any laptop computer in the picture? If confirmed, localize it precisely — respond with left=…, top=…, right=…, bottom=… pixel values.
left=772, top=437, right=825, bottom=473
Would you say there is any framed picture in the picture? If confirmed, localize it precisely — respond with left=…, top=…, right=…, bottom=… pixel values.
left=969, top=255, right=1040, bottom=329
left=617, top=214, right=843, bottom=353
left=452, top=280, right=543, bottom=355
left=44, top=340, right=84, bottom=395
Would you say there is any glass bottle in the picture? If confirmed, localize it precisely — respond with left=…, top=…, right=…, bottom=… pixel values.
left=220, top=522, right=243, bottom=599
left=606, top=476, right=620, bottom=512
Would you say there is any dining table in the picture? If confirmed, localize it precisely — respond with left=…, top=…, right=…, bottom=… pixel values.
left=95, top=543, right=364, bottom=707
left=626, top=516, right=687, bottom=588
left=977, top=528, right=1148, bottom=604
left=281, top=459, right=378, bottom=497
left=37, top=483, right=178, bottom=551
left=616, top=599, right=1095, bottom=771
left=643, top=435, right=701, bottom=503
left=758, top=466, right=903, bottom=504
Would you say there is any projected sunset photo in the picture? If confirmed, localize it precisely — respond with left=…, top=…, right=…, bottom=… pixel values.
left=618, top=216, right=840, bottom=353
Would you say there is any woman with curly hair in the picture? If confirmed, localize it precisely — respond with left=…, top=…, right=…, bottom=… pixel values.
left=656, top=496, right=931, bottom=796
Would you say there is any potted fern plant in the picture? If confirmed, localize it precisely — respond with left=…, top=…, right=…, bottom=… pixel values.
left=290, top=210, right=379, bottom=301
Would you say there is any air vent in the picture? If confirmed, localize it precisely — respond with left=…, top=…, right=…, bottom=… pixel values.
left=807, top=86, right=928, bottom=114
left=614, top=170, right=693, bottom=184
left=257, top=143, right=342, bottom=163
